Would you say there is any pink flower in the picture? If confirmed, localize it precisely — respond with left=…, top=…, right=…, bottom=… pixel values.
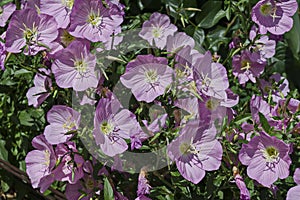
left=44, top=105, right=81, bottom=145
left=120, top=54, right=174, bottom=103
left=25, top=135, right=56, bottom=192
left=239, top=132, right=291, bottom=187
left=139, top=12, right=177, bottom=49
left=26, top=69, right=52, bottom=108
left=52, top=40, right=98, bottom=91
left=68, top=0, right=123, bottom=42
left=5, top=8, right=58, bottom=55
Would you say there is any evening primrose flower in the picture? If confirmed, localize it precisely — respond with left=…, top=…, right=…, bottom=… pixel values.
left=51, top=40, right=98, bottom=91
left=166, top=32, right=195, bottom=53
left=232, top=50, right=266, bottom=84
left=120, top=54, right=174, bottom=103
left=239, top=131, right=291, bottom=187
left=69, top=0, right=123, bottom=42
left=259, top=73, right=289, bottom=103
left=174, top=97, right=199, bottom=125
left=167, top=121, right=222, bottom=184
left=287, top=185, right=300, bottom=200
left=0, top=3, right=16, bottom=27
left=0, top=33, right=6, bottom=71
left=294, top=168, right=300, bottom=186
left=25, top=134, right=56, bottom=192
left=40, top=0, right=74, bottom=28
left=232, top=166, right=250, bottom=200
left=26, top=68, right=52, bottom=108
left=198, top=90, right=239, bottom=124
left=54, top=142, right=85, bottom=184
left=251, top=0, right=298, bottom=35
left=44, top=105, right=81, bottom=145
left=249, top=25, right=276, bottom=62
left=93, top=95, right=141, bottom=157
left=287, top=168, right=300, bottom=200
left=136, top=167, right=151, bottom=199
left=139, top=12, right=177, bottom=49
left=22, top=0, right=40, bottom=9
left=65, top=161, right=103, bottom=200
left=5, top=8, right=58, bottom=55
left=106, top=0, right=125, bottom=17
left=193, top=51, right=229, bottom=100
left=48, top=29, right=78, bottom=55
left=174, top=46, right=196, bottom=84
left=250, top=95, right=273, bottom=125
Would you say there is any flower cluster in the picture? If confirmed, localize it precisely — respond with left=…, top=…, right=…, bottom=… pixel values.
left=0, top=0, right=299, bottom=199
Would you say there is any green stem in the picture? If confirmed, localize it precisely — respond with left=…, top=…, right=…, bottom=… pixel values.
left=224, top=15, right=238, bottom=36
left=153, top=171, right=174, bottom=191
left=222, top=47, right=241, bottom=65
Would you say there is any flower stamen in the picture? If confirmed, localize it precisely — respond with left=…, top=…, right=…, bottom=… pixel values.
left=145, top=69, right=158, bottom=84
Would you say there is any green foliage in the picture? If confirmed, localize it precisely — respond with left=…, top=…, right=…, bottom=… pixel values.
left=103, top=177, right=114, bottom=200
left=0, top=140, right=8, bottom=160
left=0, top=0, right=14, bottom=7
left=1, top=0, right=300, bottom=199
left=285, top=14, right=300, bottom=60
left=196, top=1, right=226, bottom=29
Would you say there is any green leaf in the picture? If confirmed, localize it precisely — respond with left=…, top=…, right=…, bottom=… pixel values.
left=14, top=69, right=32, bottom=77
left=218, top=191, right=224, bottom=199
left=170, top=171, right=181, bottom=177
left=0, top=140, right=8, bottom=160
left=247, top=179, right=254, bottom=190
left=149, top=132, right=161, bottom=143
left=182, top=0, right=198, bottom=18
left=213, top=175, right=226, bottom=187
left=225, top=7, right=231, bottom=20
left=0, top=0, right=14, bottom=7
left=1, top=180, right=10, bottom=193
left=232, top=113, right=252, bottom=125
left=206, top=26, right=229, bottom=51
left=0, top=79, right=17, bottom=86
left=193, top=28, right=205, bottom=46
left=259, top=112, right=270, bottom=133
left=43, top=190, right=52, bottom=196
left=103, top=177, right=114, bottom=200
left=285, top=13, right=300, bottom=60
left=18, top=110, right=34, bottom=126
left=196, top=1, right=226, bottom=29
left=140, top=0, right=162, bottom=10
left=163, top=0, right=181, bottom=20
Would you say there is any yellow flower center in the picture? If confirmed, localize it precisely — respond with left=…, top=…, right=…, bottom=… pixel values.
left=100, top=121, right=114, bottom=135
left=44, top=149, right=51, bottom=166
left=183, top=113, right=196, bottom=122
left=62, top=0, right=74, bottom=9
left=63, top=119, right=76, bottom=131
left=179, top=142, right=190, bottom=155
left=263, top=146, right=279, bottom=162
left=60, top=30, right=75, bottom=47
left=201, top=72, right=211, bottom=87
left=23, top=24, right=39, bottom=44
left=152, top=27, right=161, bottom=38
left=175, top=68, right=185, bottom=79
left=145, top=69, right=158, bottom=84
left=260, top=3, right=273, bottom=16
left=179, top=141, right=199, bottom=156
left=87, top=12, right=102, bottom=27
left=241, top=60, right=251, bottom=71
left=260, top=3, right=280, bottom=22
left=85, top=177, right=95, bottom=190
left=74, top=60, right=88, bottom=75
left=264, top=85, right=271, bottom=93
left=205, top=98, right=219, bottom=111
